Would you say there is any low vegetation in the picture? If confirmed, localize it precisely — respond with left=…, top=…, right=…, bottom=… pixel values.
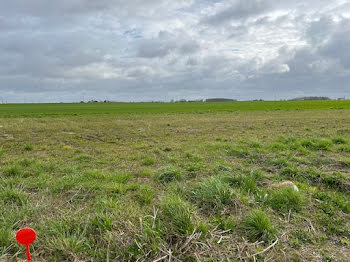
left=0, top=101, right=349, bottom=261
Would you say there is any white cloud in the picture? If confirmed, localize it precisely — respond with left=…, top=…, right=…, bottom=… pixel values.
left=0, top=0, right=349, bottom=102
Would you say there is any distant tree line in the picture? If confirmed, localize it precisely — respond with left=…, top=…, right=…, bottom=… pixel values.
left=289, top=96, right=331, bottom=101
left=171, top=98, right=237, bottom=103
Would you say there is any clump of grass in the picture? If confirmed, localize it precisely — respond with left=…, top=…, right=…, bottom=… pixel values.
left=183, top=162, right=201, bottom=174
left=213, top=162, right=232, bottom=173
left=299, top=138, right=332, bottom=151
left=0, top=187, right=29, bottom=206
left=213, top=215, right=235, bottom=231
left=332, top=136, right=347, bottom=145
left=268, top=157, right=290, bottom=168
left=270, top=142, right=288, bottom=152
left=339, top=158, right=350, bottom=167
left=243, top=210, right=276, bottom=242
left=19, top=158, right=33, bottom=167
left=289, top=229, right=313, bottom=248
left=0, top=228, right=12, bottom=248
left=160, top=195, right=194, bottom=235
left=154, top=166, right=182, bottom=183
left=163, top=147, right=172, bottom=152
left=24, top=143, right=33, bottom=151
left=248, top=140, right=262, bottom=148
left=135, top=185, right=154, bottom=205
left=74, top=153, right=92, bottom=162
left=337, top=145, right=350, bottom=153
left=314, top=190, right=350, bottom=214
left=316, top=212, right=348, bottom=236
left=227, top=146, right=251, bottom=158
left=62, top=145, right=72, bottom=150
left=3, top=165, right=22, bottom=177
left=191, top=176, right=233, bottom=211
left=135, top=168, right=153, bottom=178
left=142, top=157, right=155, bottom=166
left=267, top=187, right=303, bottom=212
left=280, top=166, right=301, bottom=178
left=91, top=213, right=114, bottom=233
left=221, top=170, right=262, bottom=194
left=84, top=170, right=107, bottom=179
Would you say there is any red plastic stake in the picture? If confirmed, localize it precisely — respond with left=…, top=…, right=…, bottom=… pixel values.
left=16, top=228, right=36, bottom=262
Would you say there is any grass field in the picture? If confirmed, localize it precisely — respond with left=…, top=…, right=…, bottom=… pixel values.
left=1, top=100, right=350, bottom=117
left=1, top=101, right=350, bottom=261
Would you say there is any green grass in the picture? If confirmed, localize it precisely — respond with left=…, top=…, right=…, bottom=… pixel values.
left=243, top=210, right=276, bottom=242
left=267, top=187, right=304, bottom=212
left=0, top=100, right=350, bottom=117
left=191, top=176, right=233, bottom=211
left=0, top=101, right=350, bottom=261
left=160, top=195, right=194, bottom=235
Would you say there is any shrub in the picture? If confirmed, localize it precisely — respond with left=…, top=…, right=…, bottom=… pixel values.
left=154, top=166, right=182, bottom=183
left=192, top=176, right=233, bottom=211
left=160, top=196, right=194, bottom=235
left=268, top=187, right=303, bottom=212
left=243, top=210, right=276, bottom=242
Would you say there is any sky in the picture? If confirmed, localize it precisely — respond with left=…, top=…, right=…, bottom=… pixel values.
left=0, top=0, right=350, bottom=103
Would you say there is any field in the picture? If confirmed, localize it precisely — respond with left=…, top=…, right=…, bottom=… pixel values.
left=1, top=101, right=350, bottom=261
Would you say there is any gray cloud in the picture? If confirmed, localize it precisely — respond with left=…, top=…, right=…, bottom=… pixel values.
left=137, top=31, right=200, bottom=58
left=0, top=0, right=349, bottom=102
left=202, top=0, right=273, bottom=25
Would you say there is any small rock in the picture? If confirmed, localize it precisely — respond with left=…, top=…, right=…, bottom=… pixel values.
left=62, top=131, right=75, bottom=135
left=271, top=181, right=299, bottom=191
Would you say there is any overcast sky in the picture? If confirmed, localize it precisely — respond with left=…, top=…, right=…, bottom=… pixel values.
left=0, top=0, right=350, bottom=102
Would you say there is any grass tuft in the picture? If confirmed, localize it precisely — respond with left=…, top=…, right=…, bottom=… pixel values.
left=160, top=195, right=194, bottom=235
left=243, top=210, right=276, bottom=242
left=268, top=187, right=303, bottom=212
left=332, top=136, right=347, bottom=145
left=24, top=143, right=33, bottom=151
left=0, top=187, right=29, bottom=206
left=299, top=138, right=332, bottom=151
left=191, top=176, right=233, bottom=211
left=154, top=166, right=182, bottom=183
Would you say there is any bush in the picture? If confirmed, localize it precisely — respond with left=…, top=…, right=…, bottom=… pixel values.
left=160, top=196, right=194, bottom=235
left=268, top=187, right=303, bottom=212
left=243, top=210, right=276, bottom=242
left=192, top=176, right=233, bottom=211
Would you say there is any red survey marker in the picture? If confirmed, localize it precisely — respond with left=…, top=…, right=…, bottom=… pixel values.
left=16, top=228, right=37, bottom=262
